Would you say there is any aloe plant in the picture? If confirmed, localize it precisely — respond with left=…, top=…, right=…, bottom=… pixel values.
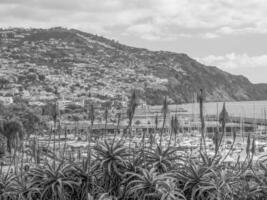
left=217, top=103, right=229, bottom=152
left=125, top=168, right=174, bottom=200
left=168, top=116, right=174, bottom=147
left=2, top=93, right=267, bottom=200
left=28, top=162, right=79, bottom=200
left=68, top=159, right=102, bottom=200
left=173, top=115, right=179, bottom=146
left=0, top=173, right=17, bottom=200
left=126, top=90, right=138, bottom=137
left=176, top=160, right=218, bottom=200
left=104, top=106, right=108, bottom=138
left=155, top=114, right=158, bottom=131
left=94, top=140, right=130, bottom=196
left=88, top=104, right=95, bottom=165
left=12, top=174, right=41, bottom=200
left=197, top=89, right=207, bottom=153
left=146, top=145, right=181, bottom=173
left=160, top=96, right=168, bottom=147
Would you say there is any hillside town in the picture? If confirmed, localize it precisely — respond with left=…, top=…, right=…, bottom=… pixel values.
left=0, top=28, right=172, bottom=112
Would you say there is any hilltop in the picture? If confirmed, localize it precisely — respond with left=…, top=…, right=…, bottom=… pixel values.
left=0, top=27, right=267, bottom=106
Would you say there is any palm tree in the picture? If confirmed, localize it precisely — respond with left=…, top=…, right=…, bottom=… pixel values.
left=160, top=96, right=168, bottom=147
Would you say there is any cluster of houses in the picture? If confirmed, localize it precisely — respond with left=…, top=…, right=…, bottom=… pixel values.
left=0, top=27, right=177, bottom=109
left=0, top=30, right=25, bottom=41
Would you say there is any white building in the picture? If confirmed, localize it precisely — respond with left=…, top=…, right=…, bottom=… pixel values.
left=58, top=99, right=85, bottom=110
left=0, top=96, right=13, bottom=105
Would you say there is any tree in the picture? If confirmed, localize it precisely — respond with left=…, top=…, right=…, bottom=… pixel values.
left=19, top=109, right=41, bottom=137
left=0, top=78, right=9, bottom=89
left=1, top=103, right=42, bottom=138
left=0, top=119, right=24, bottom=153
left=42, top=102, right=58, bottom=124
left=26, top=73, right=38, bottom=82
left=135, top=120, right=141, bottom=126
left=54, top=86, right=60, bottom=99
left=38, top=74, right=45, bottom=81
left=70, top=85, right=75, bottom=93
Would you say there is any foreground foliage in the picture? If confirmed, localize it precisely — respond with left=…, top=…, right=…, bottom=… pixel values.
left=1, top=139, right=267, bottom=200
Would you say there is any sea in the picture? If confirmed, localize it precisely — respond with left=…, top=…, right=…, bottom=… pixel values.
left=177, top=100, right=267, bottom=119
left=151, top=100, right=267, bottom=120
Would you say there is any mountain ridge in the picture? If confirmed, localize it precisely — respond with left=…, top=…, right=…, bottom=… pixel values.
left=0, top=27, right=266, bottom=105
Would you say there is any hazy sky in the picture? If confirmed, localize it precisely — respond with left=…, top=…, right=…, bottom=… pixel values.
left=1, top=0, right=267, bottom=83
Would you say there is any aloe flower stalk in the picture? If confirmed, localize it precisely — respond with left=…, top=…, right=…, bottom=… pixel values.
left=160, top=96, right=168, bottom=147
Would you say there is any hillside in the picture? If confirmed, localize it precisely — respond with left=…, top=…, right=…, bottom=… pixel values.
left=0, top=27, right=267, bottom=105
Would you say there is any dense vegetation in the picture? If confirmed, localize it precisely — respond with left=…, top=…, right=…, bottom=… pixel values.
left=0, top=92, right=267, bottom=200
left=0, top=101, right=43, bottom=155
left=1, top=137, right=267, bottom=200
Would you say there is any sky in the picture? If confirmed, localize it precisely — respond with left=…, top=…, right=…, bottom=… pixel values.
left=0, top=0, right=267, bottom=83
